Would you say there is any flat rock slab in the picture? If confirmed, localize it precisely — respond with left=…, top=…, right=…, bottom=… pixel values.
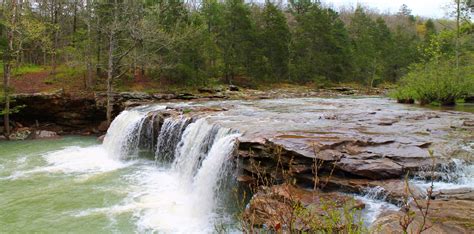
left=186, top=98, right=474, bottom=179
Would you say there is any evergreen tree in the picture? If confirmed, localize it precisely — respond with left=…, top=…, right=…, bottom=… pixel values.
left=259, top=1, right=290, bottom=82
left=290, top=3, right=352, bottom=83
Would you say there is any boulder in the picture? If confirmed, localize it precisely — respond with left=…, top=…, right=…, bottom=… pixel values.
left=8, top=128, right=32, bottom=140
left=33, top=130, right=59, bottom=139
left=229, top=85, right=240, bottom=91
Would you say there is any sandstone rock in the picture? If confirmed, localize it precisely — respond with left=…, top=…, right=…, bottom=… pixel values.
left=431, top=187, right=474, bottom=201
left=372, top=200, right=474, bottom=234
left=120, top=92, right=151, bottom=99
left=336, top=158, right=403, bottom=179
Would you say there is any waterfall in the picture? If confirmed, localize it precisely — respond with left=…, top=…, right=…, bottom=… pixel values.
left=155, top=117, right=191, bottom=161
left=171, top=118, right=223, bottom=182
left=103, top=110, right=148, bottom=160
left=103, top=107, right=240, bottom=232
left=192, top=131, right=240, bottom=216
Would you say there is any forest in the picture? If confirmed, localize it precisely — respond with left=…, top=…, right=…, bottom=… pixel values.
left=0, top=0, right=472, bottom=134
left=1, top=1, right=474, bottom=233
left=0, top=0, right=470, bottom=87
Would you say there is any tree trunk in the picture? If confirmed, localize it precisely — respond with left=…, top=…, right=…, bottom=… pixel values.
left=106, top=32, right=114, bottom=125
left=106, top=0, right=118, bottom=125
left=86, top=0, right=94, bottom=89
left=455, top=0, right=460, bottom=69
left=3, top=0, right=17, bottom=140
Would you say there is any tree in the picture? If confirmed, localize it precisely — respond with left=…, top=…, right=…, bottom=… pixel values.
left=220, top=0, right=256, bottom=84
left=97, top=0, right=138, bottom=124
left=259, top=1, right=290, bottom=82
left=290, top=3, right=352, bottom=84
left=1, top=0, right=18, bottom=139
left=349, top=7, right=393, bottom=87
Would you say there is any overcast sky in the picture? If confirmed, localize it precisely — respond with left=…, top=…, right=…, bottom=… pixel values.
left=322, top=0, right=453, bottom=18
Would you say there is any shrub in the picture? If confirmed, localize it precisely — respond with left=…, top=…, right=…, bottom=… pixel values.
left=393, top=58, right=474, bottom=106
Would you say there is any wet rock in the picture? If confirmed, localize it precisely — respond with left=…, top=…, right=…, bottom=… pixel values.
left=33, top=130, right=59, bottom=139
left=378, top=119, right=399, bottom=126
left=296, top=174, right=423, bottom=204
left=372, top=200, right=474, bottom=234
left=97, top=134, right=106, bottom=143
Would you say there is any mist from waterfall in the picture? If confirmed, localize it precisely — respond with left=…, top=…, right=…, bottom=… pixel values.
left=100, top=107, right=240, bottom=232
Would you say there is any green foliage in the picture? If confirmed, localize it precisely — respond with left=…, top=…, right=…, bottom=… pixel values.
left=0, top=0, right=466, bottom=91
left=394, top=58, right=474, bottom=105
left=293, top=199, right=367, bottom=233
left=290, top=3, right=352, bottom=84
left=257, top=1, right=290, bottom=82
left=0, top=63, right=44, bottom=76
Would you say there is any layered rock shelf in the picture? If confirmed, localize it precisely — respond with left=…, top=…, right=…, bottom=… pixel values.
left=158, top=97, right=474, bottom=233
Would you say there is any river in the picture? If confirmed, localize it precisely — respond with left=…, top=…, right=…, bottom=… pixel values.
left=0, top=97, right=473, bottom=233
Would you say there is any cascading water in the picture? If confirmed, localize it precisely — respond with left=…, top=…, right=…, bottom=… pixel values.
left=103, top=110, right=150, bottom=160
left=413, top=158, right=474, bottom=191
left=99, top=107, right=241, bottom=232
left=355, top=186, right=398, bottom=225
left=155, top=117, right=191, bottom=161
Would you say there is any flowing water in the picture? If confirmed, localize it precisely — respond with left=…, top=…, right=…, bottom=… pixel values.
left=0, top=108, right=240, bottom=233
left=1, top=97, right=473, bottom=232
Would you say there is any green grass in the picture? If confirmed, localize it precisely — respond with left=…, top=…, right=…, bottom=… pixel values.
left=0, top=63, right=45, bottom=76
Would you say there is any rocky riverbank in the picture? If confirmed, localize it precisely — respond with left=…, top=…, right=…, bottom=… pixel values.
left=2, top=90, right=473, bottom=233
left=1, top=86, right=380, bottom=138
left=142, top=97, right=474, bottom=233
